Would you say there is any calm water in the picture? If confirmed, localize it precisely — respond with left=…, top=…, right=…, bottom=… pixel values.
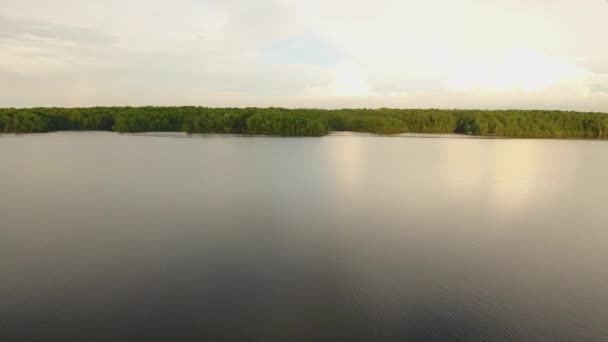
left=1, top=132, right=608, bottom=341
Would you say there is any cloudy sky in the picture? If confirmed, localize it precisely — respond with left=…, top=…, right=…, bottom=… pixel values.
left=1, top=0, right=607, bottom=110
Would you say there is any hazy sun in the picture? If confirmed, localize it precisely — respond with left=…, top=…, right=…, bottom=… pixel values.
left=443, top=49, right=591, bottom=92
left=332, top=63, right=371, bottom=96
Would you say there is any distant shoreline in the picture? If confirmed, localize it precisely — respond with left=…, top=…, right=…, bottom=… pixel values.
left=1, top=107, right=607, bottom=139
left=3, top=130, right=607, bottom=143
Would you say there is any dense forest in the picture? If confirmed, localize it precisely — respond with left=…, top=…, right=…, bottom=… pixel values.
left=1, top=107, right=607, bottom=138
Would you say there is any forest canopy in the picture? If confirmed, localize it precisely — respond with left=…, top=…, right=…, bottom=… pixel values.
left=1, top=107, right=607, bottom=138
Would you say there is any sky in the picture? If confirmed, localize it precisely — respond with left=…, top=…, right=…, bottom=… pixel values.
left=1, top=0, right=607, bottom=110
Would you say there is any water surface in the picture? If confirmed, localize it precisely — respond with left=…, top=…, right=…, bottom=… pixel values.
left=1, top=132, right=608, bottom=341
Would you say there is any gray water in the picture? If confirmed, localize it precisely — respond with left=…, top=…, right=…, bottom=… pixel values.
left=1, top=131, right=608, bottom=341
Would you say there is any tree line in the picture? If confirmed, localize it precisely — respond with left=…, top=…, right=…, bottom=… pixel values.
left=1, top=106, right=607, bottom=138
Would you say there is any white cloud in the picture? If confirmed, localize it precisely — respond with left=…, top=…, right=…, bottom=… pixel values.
left=0, top=0, right=607, bottom=110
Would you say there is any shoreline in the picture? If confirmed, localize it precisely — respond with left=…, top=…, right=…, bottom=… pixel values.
left=3, top=130, right=608, bottom=142
left=2, top=107, right=608, bottom=139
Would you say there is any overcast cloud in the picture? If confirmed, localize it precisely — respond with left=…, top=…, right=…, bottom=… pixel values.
left=1, top=0, right=607, bottom=110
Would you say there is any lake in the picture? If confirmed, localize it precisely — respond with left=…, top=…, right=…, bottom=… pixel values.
left=1, top=131, right=607, bottom=341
